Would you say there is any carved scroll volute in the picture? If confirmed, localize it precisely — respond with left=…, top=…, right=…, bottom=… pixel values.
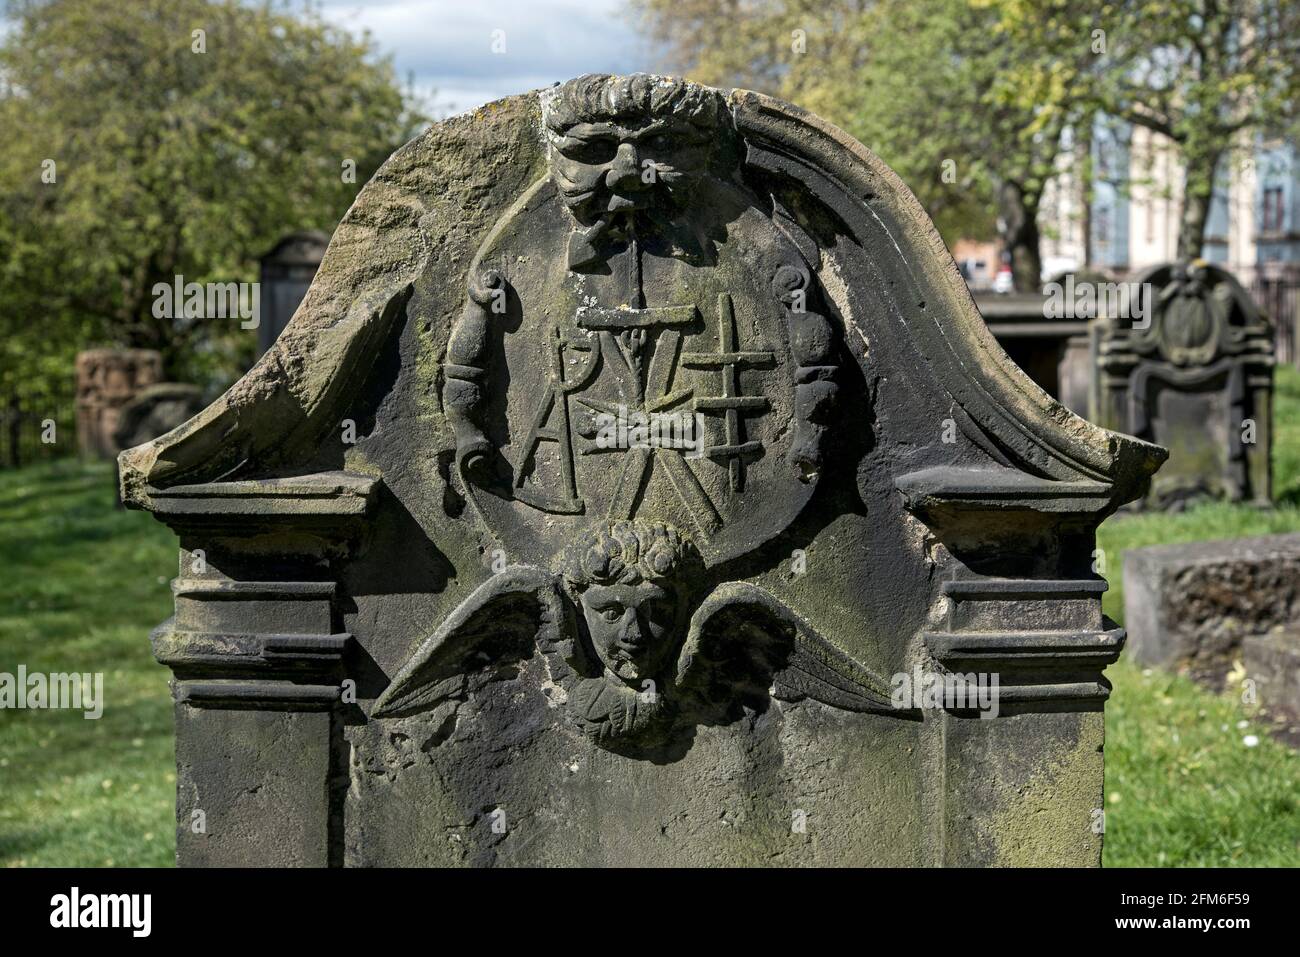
left=775, top=264, right=838, bottom=483
left=444, top=268, right=507, bottom=480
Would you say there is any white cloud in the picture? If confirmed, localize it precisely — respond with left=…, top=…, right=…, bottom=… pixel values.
left=320, top=0, right=655, bottom=116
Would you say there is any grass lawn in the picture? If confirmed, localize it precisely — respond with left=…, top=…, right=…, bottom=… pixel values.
left=0, top=460, right=177, bottom=866
left=1099, top=364, right=1300, bottom=866
left=1, top=369, right=1298, bottom=866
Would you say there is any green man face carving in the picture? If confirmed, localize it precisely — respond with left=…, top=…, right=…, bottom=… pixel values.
left=541, top=73, right=724, bottom=229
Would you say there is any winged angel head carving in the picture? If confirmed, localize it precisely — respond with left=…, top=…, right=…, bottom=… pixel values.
left=374, top=519, right=900, bottom=752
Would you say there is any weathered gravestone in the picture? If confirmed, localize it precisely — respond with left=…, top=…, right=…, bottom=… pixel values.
left=120, top=75, right=1164, bottom=867
left=76, top=348, right=163, bottom=458
left=1243, top=627, right=1300, bottom=725
left=974, top=289, right=1095, bottom=417
left=1093, top=261, right=1273, bottom=508
left=256, top=231, right=329, bottom=357
left=1124, top=533, right=1300, bottom=687
left=112, top=384, right=207, bottom=452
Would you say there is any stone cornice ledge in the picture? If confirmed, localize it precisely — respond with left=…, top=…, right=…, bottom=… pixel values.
left=130, top=470, right=381, bottom=540
left=895, top=465, right=1122, bottom=523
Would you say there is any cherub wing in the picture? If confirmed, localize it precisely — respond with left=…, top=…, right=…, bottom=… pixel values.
left=373, top=565, right=575, bottom=718
left=675, top=582, right=900, bottom=716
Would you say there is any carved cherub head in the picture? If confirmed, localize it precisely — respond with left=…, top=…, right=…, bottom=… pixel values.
left=375, top=519, right=900, bottom=752
left=541, top=73, right=724, bottom=229
left=563, top=519, right=697, bottom=683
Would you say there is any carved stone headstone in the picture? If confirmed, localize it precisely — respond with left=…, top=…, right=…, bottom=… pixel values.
left=1094, top=261, right=1273, bottom=508
left=974, top=291, right=1095, bottom=416
left=121, top=75, right=1164, bottom=867
left=256, top=231, right=329, bottom=357
left=75, top=348, right=163, bottom=458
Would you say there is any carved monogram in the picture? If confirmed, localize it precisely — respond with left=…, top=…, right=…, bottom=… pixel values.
left=389, top=75, right=872, bottom=749
left=442, top=75, right=840, bottom=569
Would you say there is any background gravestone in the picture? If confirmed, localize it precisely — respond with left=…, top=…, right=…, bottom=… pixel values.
left=75, top=348, right=163, bottom=459
left=1124, top=532, right=1300, bottom=687
left=256, top=231, right=329, bottom=357
left=974, top=288, right=1097, bottom=416
left=112, top=383, right=206, bottom=452
left=121, top=75, right=1163, bottom=867
left=1093, top=261, right=1273, bottom=508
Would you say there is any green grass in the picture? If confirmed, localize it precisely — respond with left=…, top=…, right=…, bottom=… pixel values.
left=1098, top=364, right=1300, bottom=867
left=1103, top=659, right=1300, bottom=866
left=0, top=460, right=177, bottom=867
left=2, top=370, right=1299, bottom=866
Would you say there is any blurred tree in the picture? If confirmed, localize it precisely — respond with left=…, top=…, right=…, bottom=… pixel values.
left=989, top=0, right=1300, bottom=259
left=0, top=0, right=425, bottom=392
left=635, top=0, right=1080, bottom=291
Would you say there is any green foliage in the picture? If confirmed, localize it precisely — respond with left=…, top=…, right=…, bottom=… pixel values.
left=634, top=0, right=1082, bottom=285
left=987, top=0, right=1300, bottom=258
left=0, top=0, right=425, bottom=387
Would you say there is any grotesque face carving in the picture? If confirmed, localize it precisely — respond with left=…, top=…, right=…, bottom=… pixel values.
left=564, top=519, right=696, bottom=684
left=542, top=74, right=724, bottom=229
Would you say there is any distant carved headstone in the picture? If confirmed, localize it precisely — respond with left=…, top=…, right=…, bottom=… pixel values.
left=120, top=75, right=1163, bottom=867
left=257, top=231, right=329, bottom=357
left=1094, top=261, right=1273, bottom=508
left=75, top=348, right=163, bottom=459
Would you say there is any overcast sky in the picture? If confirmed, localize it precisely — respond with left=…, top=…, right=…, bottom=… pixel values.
left=319, top=0, right=656, bottom=117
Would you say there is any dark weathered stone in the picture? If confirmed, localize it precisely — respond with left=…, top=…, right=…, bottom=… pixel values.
left=112, top=383, right=206, bottom=451
left=1243, top=627, right=1300, bottom=719
left=121, top=74, right=1164, bottom=867
left=257, top=231, right=329, bottom=357
left=974, top=292, right=1093, bottom=415
left=1094, top=261, right=1274, bottom=508
left=1124, top=533, right=1300, bottom=686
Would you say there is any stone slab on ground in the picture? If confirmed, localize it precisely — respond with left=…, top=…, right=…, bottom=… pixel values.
left=1124, top=533, right=1300, bottom=685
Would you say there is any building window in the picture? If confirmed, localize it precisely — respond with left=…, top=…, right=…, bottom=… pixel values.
left=1261, top=186, right=1285, bottom=233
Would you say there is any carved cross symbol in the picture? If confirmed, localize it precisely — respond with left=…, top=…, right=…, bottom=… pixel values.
left=682, top=293, right=775, bottom=492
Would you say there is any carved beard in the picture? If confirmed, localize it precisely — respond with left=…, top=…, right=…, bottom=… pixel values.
left=568, top=675, right=672, bottom=744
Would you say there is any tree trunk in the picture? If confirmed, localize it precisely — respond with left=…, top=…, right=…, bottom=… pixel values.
left=998, top=180, right=1043, bottom=292
left=1177, top=149, right=1223, bottom=261
left=1079, top=123, right=1094, bottom=269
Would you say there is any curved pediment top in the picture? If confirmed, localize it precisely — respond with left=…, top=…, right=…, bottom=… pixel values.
left=728, top=89, right=1165, bottom=503
left=120, top=76, right=1164, bottom=518
left=119, top=92, right=549, bottom=509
